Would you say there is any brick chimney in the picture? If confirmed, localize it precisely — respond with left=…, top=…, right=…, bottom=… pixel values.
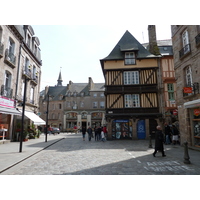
left=148, top=25, right=160, bottom=55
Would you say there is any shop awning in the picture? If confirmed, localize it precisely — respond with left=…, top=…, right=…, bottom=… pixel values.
left=184, top=99, right=200, bottom=108
left=20, top=110, right=46, bottom=125
left=0, top=106, right=21, bottom=115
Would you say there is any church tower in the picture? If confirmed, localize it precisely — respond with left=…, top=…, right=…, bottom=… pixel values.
left=57, top=70, right=63, bottom=86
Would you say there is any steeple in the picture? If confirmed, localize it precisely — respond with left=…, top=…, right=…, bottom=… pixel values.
left=57, top=69, right=63, bottom=86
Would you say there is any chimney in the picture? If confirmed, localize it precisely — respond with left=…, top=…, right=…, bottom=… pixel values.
left=88, top=77, right=94, bottom=90
left=148, top=25, right=160, bottom=55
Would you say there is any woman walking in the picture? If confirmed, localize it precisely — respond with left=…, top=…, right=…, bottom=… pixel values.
left=153, top=125, right=166, bottom=157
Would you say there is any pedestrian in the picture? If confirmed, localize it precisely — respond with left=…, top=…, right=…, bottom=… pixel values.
left=172, top=125, right=180, bottom=145
left=97, top=126, right=102, bottom=141
left=101, top=130, right=106, bottom=142
left=153, top=125, right=166, bottom=157
left=103, top=125, right=107, bottom=138
left=164, top=123, right=171, bottom=144
left=81, top=126, right=86, bottom=141
left=94, top=126, right=98, bottom=141
left=87, top=126, right=92, bottom=141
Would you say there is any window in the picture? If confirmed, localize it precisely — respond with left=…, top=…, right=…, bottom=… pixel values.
left=182, top=29, right=190, bottom=54
left=3, top=71, right=12, bottom=97
left=25, top=57, right=30, bottom=72
left=80, top=101, right=84, bottom=107
left=27, top=34, right=31, bottom=48
left=93, top=102, right=98, bottom=108
left=93, top=93, right=97, bottom=98
left=186, top=66, right=193, bottom=86
left=100, top=101, right=104, bottom=108
left=125, top=52, right=135, bottom=65
left=67, top=101, right=71, bottom=107
left=167, top=83, right=174, bottom=100
left=8, top=38, right=15, bottom=60
left=125, top=94, right=140, bottom=107
left=30, top=87, right=34, bottom=104
left=59, top=104, right=62, bottom=109
left=100, top=93, right=104, bottom=98
left=124, top=71, right=139, bottom=85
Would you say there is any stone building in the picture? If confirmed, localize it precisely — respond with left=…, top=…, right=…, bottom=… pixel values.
left=0, top=25, right=44, bottom=142
left=171, top=25, right=200, bottom=148
left=39, top=73, right=105, bottom=132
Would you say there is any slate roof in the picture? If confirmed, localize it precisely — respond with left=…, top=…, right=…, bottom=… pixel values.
left=101, top=30, right=158, bottom=61
left=143, top=39, right=173, bottom=56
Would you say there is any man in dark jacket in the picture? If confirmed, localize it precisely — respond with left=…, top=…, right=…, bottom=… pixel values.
left=87, top=127, right=93, bottom=141
left=153, top=126, right=166, bottom=157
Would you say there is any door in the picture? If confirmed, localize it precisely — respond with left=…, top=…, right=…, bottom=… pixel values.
left=137, top=120, right=146, bottom=139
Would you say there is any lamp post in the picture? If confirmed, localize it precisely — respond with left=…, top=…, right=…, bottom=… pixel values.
left=45, top=94, right=50, bottom=142
left=19, top=76, right=28, bottom=152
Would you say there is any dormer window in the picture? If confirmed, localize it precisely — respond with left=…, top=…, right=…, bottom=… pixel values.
left=125, top=52, right=135, bottom=65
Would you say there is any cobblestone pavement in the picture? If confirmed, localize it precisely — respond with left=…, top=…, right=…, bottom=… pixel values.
left=1, top=133, right=200, bottom=175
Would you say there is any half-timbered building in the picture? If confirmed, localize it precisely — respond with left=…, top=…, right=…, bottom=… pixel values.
left=100, top=30, right=162, bottom=140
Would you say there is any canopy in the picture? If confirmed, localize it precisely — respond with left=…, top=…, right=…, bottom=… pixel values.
left=184, top=99, right=200, bottom=108
left=0, top=106, right=21, bottom=115
left=20, top=110, right=46, bottom=125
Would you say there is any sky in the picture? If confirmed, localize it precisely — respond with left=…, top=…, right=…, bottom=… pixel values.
left=32, top=25, right=172, bottom=91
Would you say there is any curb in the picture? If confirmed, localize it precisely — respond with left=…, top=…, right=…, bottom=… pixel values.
left=0, top=137, right=65, bottom=174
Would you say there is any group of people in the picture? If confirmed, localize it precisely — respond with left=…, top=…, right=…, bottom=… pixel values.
left=153, top=123, right=180, bottom=157
left=81, top=126, right=107, bottom=142
left=164, top=123, right=180, bottom=145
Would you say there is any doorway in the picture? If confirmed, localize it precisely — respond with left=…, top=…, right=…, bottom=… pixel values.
left=137, top=120, right=146, bottom=139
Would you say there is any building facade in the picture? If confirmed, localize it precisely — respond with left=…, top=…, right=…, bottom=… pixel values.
left=39, top=74, right=105, bottom=132
left=143, top=38, right=178, bottom=124
left=100, top=30, right=162, bottom=140
left=171, top=25, right=200, bottom=148
left=0, top=25, right=44, bottom=142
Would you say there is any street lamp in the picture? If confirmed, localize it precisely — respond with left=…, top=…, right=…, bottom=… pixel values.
left=45, top=94, right=50, bottom=142
left=19, top=76, right=28, bottom=152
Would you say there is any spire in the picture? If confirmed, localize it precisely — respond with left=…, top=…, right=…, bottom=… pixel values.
left=57, top=68, right=63, bottom=86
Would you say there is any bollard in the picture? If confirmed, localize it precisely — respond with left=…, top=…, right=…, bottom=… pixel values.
left=149, top=134, right=153, bottom=148
left=183, top=142, right=191, bottom=164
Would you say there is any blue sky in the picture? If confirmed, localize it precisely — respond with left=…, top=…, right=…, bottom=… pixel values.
left=32, top=25, right=172, bottom=91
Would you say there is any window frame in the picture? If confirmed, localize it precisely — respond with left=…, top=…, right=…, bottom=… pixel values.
left=124, top=71, right=139, bottom=85
left=167, top=83, right=175, bottom=100
left=124, top=94, right=140, bottom=108
left=125, top=52, right=136, bottom=65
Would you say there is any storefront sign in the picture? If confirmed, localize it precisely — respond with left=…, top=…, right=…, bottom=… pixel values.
left=0, top=96, right=15, bottom=108
left=183, top=87, right=193, bottom=93
left=194, top=109, right=200, bottom=116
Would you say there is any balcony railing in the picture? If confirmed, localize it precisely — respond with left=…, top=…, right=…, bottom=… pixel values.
left=183, top=82, right=199, bottom=97
left=23, top=68, right=32, bottom=78
left=4, top=49, right=16, bottom=68
left=179, top=44, right=191, bottom=59
left=1, top=85, right=13, bottom=98
left=0, top=42, right=4, bottom=58
left=195, top=33, right=200, bottom=46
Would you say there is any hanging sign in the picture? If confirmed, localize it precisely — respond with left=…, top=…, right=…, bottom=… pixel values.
left=173, top=109, right=178, bottom=115
left=194, top=109, right=200, bottom=116
left=183, top=87, right=192, bottom=93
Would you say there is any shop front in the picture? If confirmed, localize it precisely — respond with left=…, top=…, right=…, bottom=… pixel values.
left=0, top=96, right=21, bottom=141
left=184, top=99, right=200, bottom=148
left=112, top=119, right=132, bottom=139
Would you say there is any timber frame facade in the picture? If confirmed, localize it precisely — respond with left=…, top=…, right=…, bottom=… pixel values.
left=100, top=30, right=162, bottom=140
